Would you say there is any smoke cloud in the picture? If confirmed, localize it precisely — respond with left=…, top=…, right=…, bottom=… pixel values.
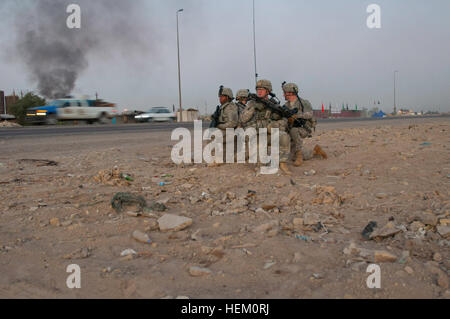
left=12, top=0, right=153, bottom=99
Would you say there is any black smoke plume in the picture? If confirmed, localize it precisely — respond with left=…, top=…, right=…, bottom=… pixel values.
left=12, top=0, right=151, bottom=99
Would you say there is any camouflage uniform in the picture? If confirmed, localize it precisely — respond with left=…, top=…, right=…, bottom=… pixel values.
left=282, top=83, right=326, bottom=165
left=240, top=81, right=291, bottom=165
left=236, top=89, right=249, bottom=118
left=216, top=88, right=239, bottom=162
left=285, top=97, right=314, bottom=153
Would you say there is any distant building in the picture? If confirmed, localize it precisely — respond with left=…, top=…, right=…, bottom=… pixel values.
left=0, top=90, right=4, bottom=115
left=313, top=109, right=363, bottom=119
left=5, top=93, right=19, bottom=110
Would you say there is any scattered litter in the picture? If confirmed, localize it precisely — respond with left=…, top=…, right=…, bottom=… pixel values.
left=161, top=174, right=173, bottom=178
left=362, top=221, right=377, bottom=239
left=295, top=235, right=312, bottom=241
left=159, top=182, right=172, bottom=186
left=94, top=167, right=131, bottom=186
left=263, top=261, right=276, bottom=270
left=304, top=169, right=316, bottom=176
left=120, top=174, right=134, bottom=182
left=420, top=142, right=432, bottom=146
left=132, top=230, right=152, bottom=244
left=120, top=249, right=137, bottom=257
left=111, top=192, right=147, bottom=213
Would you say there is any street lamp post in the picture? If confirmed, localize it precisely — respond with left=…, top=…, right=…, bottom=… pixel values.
left=177, top=9, right=184, bottom=122
left=394, top=70, right=398, bottom=115
left=252, top=0, right=258, bottom=86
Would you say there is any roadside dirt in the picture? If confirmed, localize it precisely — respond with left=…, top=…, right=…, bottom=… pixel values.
left=0, top=117, right=449, bottom=299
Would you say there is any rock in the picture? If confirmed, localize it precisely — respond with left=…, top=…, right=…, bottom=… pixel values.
left=343, top=242, right=360, bottom=255
left=304, top=169, right=316, bottom=176
left=263, top=261, right=276, bottom=270
left=303, top=213, right=320, bottom=226
left=374, top=250, right=397, bottom=263
left=267, top=229, right=279, bottom=237
left=415, top=212, right=439, bottom=226
left=120, top=249, right=137, bottom=257
left=370, top=222, right=401, bottom=240
left=64, top=247, right=91, bottom=260
left=189, top=266, right=212, bottom=277
left=144, top=220, right=159, bottom=232
left=252, top=220, right=279, bottom=233
left=255, top=208, right=267, bottom=214
left=436, top=225, right=450, bottom=238
left=439, top=219, right=450, bottom=226
left=433, top=252, right=443, bottom=262
left=50, top=218, right=60, bottom=227
left=351, top=262, right=367, bottom=272
left=375, top=193, right=388, bottom=199
left=158, top=214, right=193, bottom=232
left=409, top=221, right=425, bottom=232
left=61, top=220, right=72, bottom=227
left=404, top=266, right=414, bottom=275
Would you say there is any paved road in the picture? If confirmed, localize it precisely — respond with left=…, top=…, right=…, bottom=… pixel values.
left=0, top=115, right=448, bottom=138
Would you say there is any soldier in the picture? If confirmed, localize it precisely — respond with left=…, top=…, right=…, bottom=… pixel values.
left=235, top=89, right=250, bottom=115
left=240, top=79, right=292, bottom=175
left=214, top=87, right=239, bottom=164
left=282, top=83, right=327, bottom=166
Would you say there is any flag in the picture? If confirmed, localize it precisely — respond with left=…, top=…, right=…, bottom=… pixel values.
left=322, top=103, right=324, bottom=112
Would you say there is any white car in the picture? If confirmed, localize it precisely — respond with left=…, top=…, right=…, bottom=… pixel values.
left=135, top=107, right=176, bottom=122
left=57, top=99, right=117, bottom=124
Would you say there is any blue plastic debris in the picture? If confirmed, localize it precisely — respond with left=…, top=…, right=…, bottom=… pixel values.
left=295, top=235, right=312, bottom=241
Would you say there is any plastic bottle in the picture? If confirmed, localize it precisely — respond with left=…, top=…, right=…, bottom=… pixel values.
left=132, top=230, right=151, bottom=244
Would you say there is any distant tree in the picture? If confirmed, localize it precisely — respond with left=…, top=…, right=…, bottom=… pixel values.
left=10, top=93, right=46, bottom=124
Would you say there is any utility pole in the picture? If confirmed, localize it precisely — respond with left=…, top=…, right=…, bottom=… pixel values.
left=252, top=0, right=258, bottom=86
left=394, top=70, right=398, bottom=115
left=177, top=9, right=184, bottom=122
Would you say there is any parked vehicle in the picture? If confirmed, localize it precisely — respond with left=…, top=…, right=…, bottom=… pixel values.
left=26, top=99, right=118, bottom=125
left=135, top=107, right=176, bottom=123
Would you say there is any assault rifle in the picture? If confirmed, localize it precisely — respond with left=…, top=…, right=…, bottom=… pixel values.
left=247, top=93, right=307, bottom=128
left=209, top=85, right=224, bottom=128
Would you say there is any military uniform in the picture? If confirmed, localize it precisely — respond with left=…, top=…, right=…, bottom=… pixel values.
left=215, top=87, right=239, bottom=163
left=240, top=80, right=291, bottom=173
left=235, top=89, right=249, bottom=118
left=282, top=83, right=326, bottom=166
left=285, top=97, right=314, bottom=153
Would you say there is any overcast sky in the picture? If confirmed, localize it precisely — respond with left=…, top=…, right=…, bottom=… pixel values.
left=0, top=0, right=449, bottom=113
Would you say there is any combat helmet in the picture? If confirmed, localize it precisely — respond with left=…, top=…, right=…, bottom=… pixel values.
left=256, top=79, right=272, bottom=92
left=282, top=82, right=299, bottom=94
left=218, top=86, right=234, bottom=100
left=236, top=89, right=250, bottom=99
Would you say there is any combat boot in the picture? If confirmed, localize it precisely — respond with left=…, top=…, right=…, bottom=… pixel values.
left=313, top=145, right=328, bottom=159
left=293, top=150, right=304, bottom=167
left=279, top=162, right=292, bottom=175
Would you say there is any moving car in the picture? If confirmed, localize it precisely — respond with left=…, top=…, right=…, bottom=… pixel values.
left=135, top=107, right=176, bottom=123
left=26, top=99, right=118, bottom=125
